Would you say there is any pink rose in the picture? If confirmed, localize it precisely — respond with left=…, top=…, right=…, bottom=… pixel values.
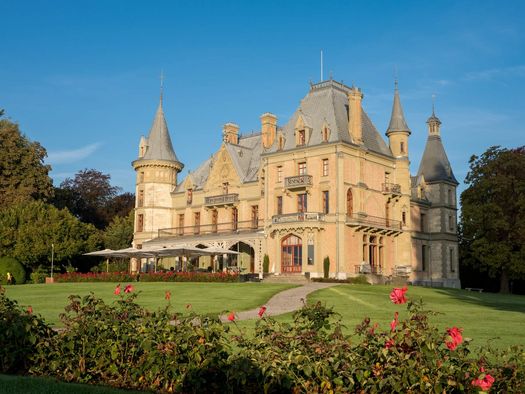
left=389, top=287, right=408, bottom=304
left=472, top=373, right=495, bottom=391
left=114, top=284, right=121, bottom=295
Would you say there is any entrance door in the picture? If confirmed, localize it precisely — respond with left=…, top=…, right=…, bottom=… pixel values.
left=281, top=234, right=302, bottom=273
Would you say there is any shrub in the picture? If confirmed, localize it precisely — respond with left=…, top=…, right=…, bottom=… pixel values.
left=0, top=288, right=54, bottom=373
left=323, top=256, right=330, bottom=279
left=263, top=254, right=269, bottom=274
left=30, top=266, right=47, bottom=284
left=0, top=256, right=26, bottom=285
left=350, top=274, right=370, bottom=285
left=53, top=271, right=239, bottom=283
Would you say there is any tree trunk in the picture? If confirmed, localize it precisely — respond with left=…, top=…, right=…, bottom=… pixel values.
left=499, top=270, right=510, bottom=293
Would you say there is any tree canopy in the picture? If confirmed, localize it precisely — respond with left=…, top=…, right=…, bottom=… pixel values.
left=460, top=146, right=525, bottom=293
left=0, top=117, right=54, bottom=206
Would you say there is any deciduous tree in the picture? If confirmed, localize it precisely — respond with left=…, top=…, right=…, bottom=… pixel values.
left=460, top=146, right=525, bottom=293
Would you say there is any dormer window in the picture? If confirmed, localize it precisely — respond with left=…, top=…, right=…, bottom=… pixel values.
left=187, top=188, right=193, bottom=205
left=278, top=135, right=285, bottom=150
left=298, top=129, right=306, bottom=145
left=322, top=126, right=329, bottom=142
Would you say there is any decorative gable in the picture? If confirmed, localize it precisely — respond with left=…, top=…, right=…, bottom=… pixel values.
left=204, top=145, right=241, bottom=194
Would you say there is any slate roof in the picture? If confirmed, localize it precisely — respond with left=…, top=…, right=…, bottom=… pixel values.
left=265, top=80, right=392, bottom=157
left=139, top=97, right=182, bottom=164
left=417, top=135, right=458, bottom=184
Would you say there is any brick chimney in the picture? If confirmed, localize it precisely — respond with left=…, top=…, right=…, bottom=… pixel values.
left=260, top=112, right=277, bottom=148
left=348, top=87, right=363, bottom=145
left=223, top=122, right=239, bottom=144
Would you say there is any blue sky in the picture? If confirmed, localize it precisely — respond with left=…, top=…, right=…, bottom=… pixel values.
left=1, top=1, right=524, bottom=195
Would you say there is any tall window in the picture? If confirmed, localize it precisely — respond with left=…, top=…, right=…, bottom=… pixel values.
left=420, top=213, right=427, bottom=232
left=298, top=130, right=305, bottom=145
left=450, top=248, right=455, bottom=272
left=137, top=190, right=144, bottom=207
left=322, top=191, right=329, bottom=214
left=278, top=135, right=284, bottom=150
left=346, top=189, right=353, bottom=216
left=251, top=205, right=259, bottom=228
left=178, top=214, right=185, bottom=235
left=422, top=245, right=428, bottom=271
left=137, top=214, right=144, bottom=232
left=322, top=159, right=329, bottom=176
left=187, top=189, right=193, bottom=205
left=232, top=207, right=238, bottom=231
left=400, top=141, right=405, bottom=154
left=297, top=193, right=307, bottom=213
left=211, top=209, right=218, bottom=233
left=281, top=234, right=302, bottom=273
left=448, top=189, right=453, bottom=205
left=277, top=166, right=283, bottom=183
left=322, top=126, right=329, bottom=142
left=448, top=215, right=454, bottom=231
left=298, top=162, right=307, bottom=175
left=223, top=182, right=229, bottom=194
left=139, top=171, right=144, bottom=183
left=194, top=212, right=200, bottom=235
left=402, top=211, right=407, bottom=226
left=277, top=196, right=283, bottom=215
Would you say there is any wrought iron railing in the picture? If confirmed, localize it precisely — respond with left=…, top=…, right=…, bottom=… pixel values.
left=354, top=264, right=383, bottom=274
left=284, top=175, right=313, bottom=189
left=158, top=219, right=263, bottom=237
left=204, top=193, right=239, bottom=207
left=346, top=213, right=402, bottom=231
left=382, top=182, right=402, bottom=195
left=272, top=212, right=325, bottom=224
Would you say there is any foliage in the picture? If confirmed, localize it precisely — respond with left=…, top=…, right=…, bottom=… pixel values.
left=460, top=145, right=525, bottom=293
left=102, top=212, right=134, bottom=250
left=30, top=291, right=230, bottom=393
left=0, top=118, right=54, bottom=206
left=30, top=266, right=48, bottom=284
left=0, top=257, right=26, bottom=285
left=0, top=288, right=54, bottom=374
left=0, top=200, right=101, bottom=271
left=53, top=169, right=134, bottom=229
left=323, top=256, right=330, bottom=279
left=53, top=271, right=239, bottom=283
left=263, top=254, right=269, bottom=274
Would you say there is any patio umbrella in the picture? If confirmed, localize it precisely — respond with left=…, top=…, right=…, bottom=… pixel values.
left=142, top=245, right=216, bottom=272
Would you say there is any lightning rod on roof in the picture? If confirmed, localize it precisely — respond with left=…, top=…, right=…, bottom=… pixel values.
left=160, top=69, right=164, bottom=103
left=320, top=50, right=324, bottom=82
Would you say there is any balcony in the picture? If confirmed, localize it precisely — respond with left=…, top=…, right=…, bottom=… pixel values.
left=284, top=175, right=313, bottom=190
left=204, top=193, right=239, bottom=207
left=346, top=213, right=402, bottom=235
left=272, top=212, right=325, bottom=224
left=158, top=219, right=263, bottom=238
left=382, top=182, right=402, bottom=195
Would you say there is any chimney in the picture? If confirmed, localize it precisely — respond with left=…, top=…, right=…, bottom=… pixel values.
left=260, top=112, right=277, bottom=148
left=223, top=122, right=239, bottom=144
left=348, top=87, right=363, bottom=145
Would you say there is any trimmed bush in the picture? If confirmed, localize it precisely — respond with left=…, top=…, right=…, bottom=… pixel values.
left=30, top=266, right=47, bottom=284
left=263, top=254, right=269, bottom=274
left=0, top=257, right=26, bottom=285
left=323, top=256, right=330, bottom=279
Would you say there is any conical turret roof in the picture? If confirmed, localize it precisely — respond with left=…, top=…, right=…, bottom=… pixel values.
left=386, top=82, right=411, bottom=135
left=141, top=96, right=181, bottom=163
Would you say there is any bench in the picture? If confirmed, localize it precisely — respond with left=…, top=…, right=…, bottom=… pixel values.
left=465, top=287, right=484, bottom=293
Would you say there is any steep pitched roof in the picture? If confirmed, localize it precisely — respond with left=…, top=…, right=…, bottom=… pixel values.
left=266, top=80, right=392, bottom=156
left=417, top=135, right=458, bottom=184
left=141, top=97, right=181, bottom=163
left=386, top=83, right=411, bottom=134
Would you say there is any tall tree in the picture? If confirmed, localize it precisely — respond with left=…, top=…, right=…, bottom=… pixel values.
left=0, top=200, right=101, bottom=271
left=54, top=169, right=120, bottom=229
left=460, top=146, right=525, bottom=293
left=0, top=117, right=54, bottom=206
left=103, top=212, right=134, bottom=250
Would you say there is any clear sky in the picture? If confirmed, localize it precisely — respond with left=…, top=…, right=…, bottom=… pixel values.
left=1, top=1, right=524, bottom=194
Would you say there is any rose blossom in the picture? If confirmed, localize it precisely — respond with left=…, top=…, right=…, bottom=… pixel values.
left=228, top=312, right=236, bottom=321
left=445, top=326, right=463, bottom=350
left=389, top=287, right=408, bottom=304
left=124, top=284, right=133, bottom=293
left=258, top=306, right=267, bottom=318
left=390, top=311, right=399, bottom=332
left=472, top=373, right=495, bottom=391
left=114, top=284, right=121, bottom=295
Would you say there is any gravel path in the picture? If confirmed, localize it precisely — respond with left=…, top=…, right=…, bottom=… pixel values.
left=220, top=282, right=339, bottom=322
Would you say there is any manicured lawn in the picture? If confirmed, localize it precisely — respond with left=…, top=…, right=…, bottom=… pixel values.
left=4, top=282, right=296, bottom=326
left=0, top=374, right=143, bottom=394
left=234, top=284, right=525, bottom=350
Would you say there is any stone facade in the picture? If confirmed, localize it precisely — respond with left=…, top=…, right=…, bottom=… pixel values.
left=131, top=79, right=461, bottom=288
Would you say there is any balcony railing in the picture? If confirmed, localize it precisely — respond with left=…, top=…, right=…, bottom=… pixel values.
left=204, top=193, right=239, bottom=207
left=272, top=212, right=325, bottom=224
left=354, top=264, right=383, bottom=275
left=284, top=175, right=313, bottom=190
left=158, top=219, right=263, bottom=238
left=346, top=213, right=402, bottom=234
left=382, top=182, right=402, bottom=195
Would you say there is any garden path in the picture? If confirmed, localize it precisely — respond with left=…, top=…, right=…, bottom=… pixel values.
left=220, top=282, right=339, bottom=322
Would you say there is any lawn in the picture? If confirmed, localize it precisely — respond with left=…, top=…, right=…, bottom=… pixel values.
left=4, top=282, right=296, bottom=326
left=235, top=284, right=525, bottom=350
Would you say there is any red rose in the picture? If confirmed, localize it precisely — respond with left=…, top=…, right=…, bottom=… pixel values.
left=389, top=287, right=408, bottom=304
left=472, top=373, right=495, bottom=391
left=124, top=284, right=133, bottom=293
left=114, top=284, right=121, bottom=295
left=258, top=306, right=267, bottom=318
left=445, top=326, right=463, bottom=350
left=228, top=312, right=235, bottom=322
left=390, top=311, right=399, bottom=332
left=27, top=306, right=33, bottom=314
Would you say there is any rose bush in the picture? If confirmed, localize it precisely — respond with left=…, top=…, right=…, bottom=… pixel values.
left=54, top=271, right=239, bottom=283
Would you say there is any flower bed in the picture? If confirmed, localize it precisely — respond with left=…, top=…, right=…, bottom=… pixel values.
left=53, top=271, right=239, bottom=283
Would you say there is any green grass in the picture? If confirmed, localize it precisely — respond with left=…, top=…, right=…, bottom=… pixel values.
left=0, top=374, right=143, bottom=394
left=234, top=284, right=525, bottom=350
left=4, top=282, right=296, bottom=326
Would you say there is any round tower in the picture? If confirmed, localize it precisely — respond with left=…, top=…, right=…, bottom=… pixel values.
left=386, top=81, right=411, bottom=158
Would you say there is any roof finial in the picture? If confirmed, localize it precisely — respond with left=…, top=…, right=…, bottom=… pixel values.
left=320, top=49, right=324, bottom=82
left=160, top=70, right=164, bottom=105
left=394, top=66, right=398, bottom=90
left=432, top=93, right=436, bottom=116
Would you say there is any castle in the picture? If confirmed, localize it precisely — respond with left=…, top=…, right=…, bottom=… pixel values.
left=131, top=78, right=460, bottom=288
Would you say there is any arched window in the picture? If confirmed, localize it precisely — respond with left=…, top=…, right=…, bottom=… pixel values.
left=347, top=189, right=353, bottom=217
left=281, top=234, right=302, bottom=273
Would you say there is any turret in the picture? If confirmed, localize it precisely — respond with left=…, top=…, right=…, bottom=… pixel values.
left=386, top=81, right=411, bottom=158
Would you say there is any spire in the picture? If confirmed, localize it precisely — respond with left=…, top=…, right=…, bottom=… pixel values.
left=140, top=92, right=182, bottom=165
left=386, top=81, right=411, bottom=136
left=418, top=107, right=457, bottom=184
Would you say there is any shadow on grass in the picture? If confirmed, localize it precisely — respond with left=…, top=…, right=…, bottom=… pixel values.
left=434, top=288, right=525, bottom=314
